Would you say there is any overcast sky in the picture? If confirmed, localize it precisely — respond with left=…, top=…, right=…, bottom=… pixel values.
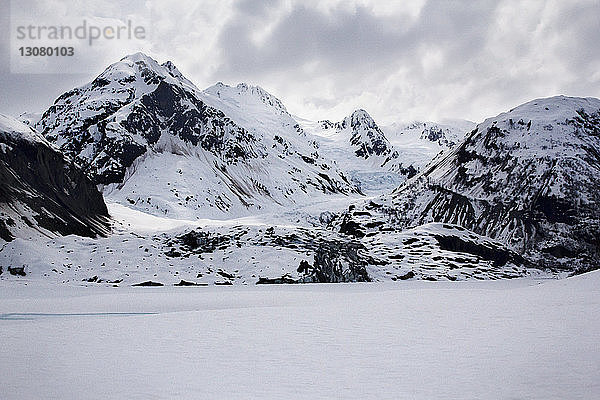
left=1, top=0, right=599, bottom=124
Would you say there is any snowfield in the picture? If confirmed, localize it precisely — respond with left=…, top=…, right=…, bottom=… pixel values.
left=1, top=272, right=599, bottom=400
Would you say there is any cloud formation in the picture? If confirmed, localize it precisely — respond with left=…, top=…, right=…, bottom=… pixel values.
left=1, top=0, right=599, bottom=124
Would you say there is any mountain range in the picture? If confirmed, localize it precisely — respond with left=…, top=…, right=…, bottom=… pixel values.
left=1, top=52, right=598, bottom=284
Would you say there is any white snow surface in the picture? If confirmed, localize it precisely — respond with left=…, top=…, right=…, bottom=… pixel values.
left=381, top=118, right=474, bottom=169
left=0, top=272, right=599, bottom=400
left=17, top=111, right=42, bottom=127
left=0, top=113, right=50, bottom=145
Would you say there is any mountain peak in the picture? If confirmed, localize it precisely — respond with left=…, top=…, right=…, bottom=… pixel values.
left=334, top=109, right=393, bottom=160
left=161, top=60, right=180, bottom=74
left=351, top=109, right=371, bottom=119
left=107, top=53, right=194, bottom=89
left=34, top=54, right=358, bottom=219
left=120, top=51, right=158, bottom=64
left=160, top=60, right=192, bottom=85
left=95, top=52, right=169, bottom=88
left=343, top=109, right=377, bottom=130
left=469, top=95, right=600, bottom=153
left=496, top=95, right=600, bottom=125
left=204, top=82, right=289, bottom=115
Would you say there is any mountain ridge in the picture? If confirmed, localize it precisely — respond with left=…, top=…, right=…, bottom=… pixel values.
left=3, top=52, right=599, bottom=282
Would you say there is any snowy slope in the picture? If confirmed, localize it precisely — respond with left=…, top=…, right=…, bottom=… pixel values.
left=0, top=114, right=109, bottom=242
left=17, top=112, right=42, bottom=127
left=0, top=114, right=49, bottom=145
left=35, top=53, right=358, bottom=220
left=0, top=199, right=549, bottom=284
left=381, top=119, right=474, bottom=169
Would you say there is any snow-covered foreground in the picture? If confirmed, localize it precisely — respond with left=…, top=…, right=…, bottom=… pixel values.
left=1, top=273, right=599, bottom=400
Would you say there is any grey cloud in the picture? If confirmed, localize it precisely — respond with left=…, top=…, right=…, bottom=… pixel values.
left=1, top=0, right=599, bottom=124
left=236, top=0, right=281, bottom=17
left=0, top=2, right=86, bottom=116
left=217, top=5, right=415, bottom=77
left=216, top=0, right=499, bottom=77
left=211, top=0, right=508, bottom=121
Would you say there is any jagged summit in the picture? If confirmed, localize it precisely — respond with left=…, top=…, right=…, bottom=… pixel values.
left=338, top=109, right=393, bottom=159
left=160, top=60, right=192, bottom=85
left=103, top=52, right=195, bottom=90
left=299, top=109, right=417, bottom=193
left=341, top=109, right=378, bottom=130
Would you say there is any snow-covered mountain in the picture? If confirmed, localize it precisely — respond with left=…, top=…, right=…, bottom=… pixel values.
left=0, top=114, right=109, bottom=242
left=35, top=53, right=358, bottom=219
left=342, top=96, right=600, bottom=274
left=300, top=110, right=417, bottom=193
left=300, top=112, right=474, bottom=194
left=337, top=110, right=398, bottom=162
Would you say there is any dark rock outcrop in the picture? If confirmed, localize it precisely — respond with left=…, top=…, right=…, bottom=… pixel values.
left=298, top=242, right=371, bottom=283
left=256, top=274, right=298, bottom=284
left=132, top=281, right=164, bottom=286
left=0, top=115, right=110, bottom=241
left=174, top=280, right=205, bottom=286
left=8, top=266, right=26, bottom=276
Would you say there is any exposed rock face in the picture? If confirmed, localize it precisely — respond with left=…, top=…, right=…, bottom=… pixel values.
left=341, top=109, right=391, bottom=159
left=256, top=275, right=298, bottom=284
left=420, top=125, right=456, bottom=147
left=0, top=114, right=109, bottom=242
left=338, top=110, right=413, bottom=174
left=132, top=281, right=164, bottom=287
left=8, top=266, right=26, bottom=276
left=302, top=242, right=371, bottom=283
left=345, top=96, right=600, bottom=274
left=164, top=225, right=372, bottom=283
